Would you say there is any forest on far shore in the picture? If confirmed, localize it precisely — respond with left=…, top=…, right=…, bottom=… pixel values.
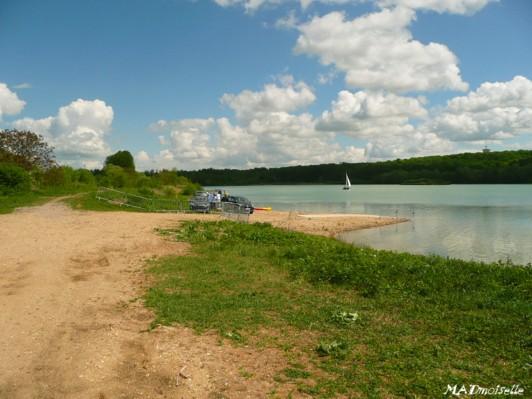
left=178, top=150, right=532, bottom=186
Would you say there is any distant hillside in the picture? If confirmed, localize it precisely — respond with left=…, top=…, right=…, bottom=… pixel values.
left=179, top=150, right=532, bottom=185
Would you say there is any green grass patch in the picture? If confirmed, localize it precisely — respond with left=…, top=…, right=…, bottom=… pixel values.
left=64, top=191, right=144, bottom=212
left=65, top=189, right=193, bottom=213
left=0, top=191, right=51, bottom=214
left=1, top=189, right=193, bottom=214
left=284, top=367, right=311, bottom=379
left=144, top=221, right=530, bottom=397
left=0, top=186, right=94, bottom=214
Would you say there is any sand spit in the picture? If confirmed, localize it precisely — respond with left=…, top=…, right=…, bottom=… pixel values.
left=251, top=210, right=406, bottom=237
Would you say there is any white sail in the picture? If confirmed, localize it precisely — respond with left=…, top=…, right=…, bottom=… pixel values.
left=344, top=173, right=351, bottom=190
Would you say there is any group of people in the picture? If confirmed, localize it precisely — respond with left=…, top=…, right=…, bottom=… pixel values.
left=207, top=190, right=228, bottom=209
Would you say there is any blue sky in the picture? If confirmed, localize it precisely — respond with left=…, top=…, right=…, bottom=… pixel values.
left=1, top=0, right=531, bottom=169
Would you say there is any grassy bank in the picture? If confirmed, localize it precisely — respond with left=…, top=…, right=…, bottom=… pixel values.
left=65, top=188, right=193, bottom=212
left=1, top=187, right=196, bottom=214
left=0, top=187, right=92, bottom=214
left=0, top=190, right=126, bottom=214
left=64, top=191, right=136, bottom=212
left=145, top=221, right=530, bottom=398
left=0, top=192, right=51, bottom=214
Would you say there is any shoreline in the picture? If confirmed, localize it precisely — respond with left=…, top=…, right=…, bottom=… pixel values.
left=250, top=210, right=408, bottom=237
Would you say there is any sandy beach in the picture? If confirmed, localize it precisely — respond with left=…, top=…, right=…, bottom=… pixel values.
left=251, top=210, right=405, bottom=237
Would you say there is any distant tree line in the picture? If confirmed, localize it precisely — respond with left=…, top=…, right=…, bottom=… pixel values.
left=178, top=151, right=532, bottom=185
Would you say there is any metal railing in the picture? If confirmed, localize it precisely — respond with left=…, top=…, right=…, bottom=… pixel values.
left=95, top=187, right=252, bottom=221
left=95, top=187, right=189, bottom=213
left=221, top=201, right=251, bottom=223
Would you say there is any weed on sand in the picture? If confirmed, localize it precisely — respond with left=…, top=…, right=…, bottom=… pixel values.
left=0, top=187, right=90, bottom=214
left=145, top=221, right=531, bottom=398
left=0, top=192, right=49, bottom=214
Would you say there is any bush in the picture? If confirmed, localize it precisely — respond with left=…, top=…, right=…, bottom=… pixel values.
left=157, top=170, right=180, bottom=186
left=41, top=166, right=68, bottom=187
left=73, top=168, right=96, bottom=186
left=181, top=182, right=200, bottom=196
left=0, top=163, right=31, bottom=194
left=135, top=175, right=152, bottom=189
left=138, top=187, right=154, bottom=197
left=105, top=150, right=135, bottom=171
left=162, top=185, right=177, bottom=198
left=100, top=164, right=130, bottom=188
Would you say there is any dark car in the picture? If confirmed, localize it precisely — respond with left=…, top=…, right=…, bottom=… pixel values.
left=224, top=195, right=254, bottom=214
left=189, top=191, right=210, bottom=213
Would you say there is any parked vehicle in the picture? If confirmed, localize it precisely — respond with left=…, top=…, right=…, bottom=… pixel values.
left=189, top=191, right=210, bottom=213
left=224, top=195, right=254, bottom=214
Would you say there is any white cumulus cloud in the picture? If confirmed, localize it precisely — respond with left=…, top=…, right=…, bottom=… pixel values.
left=147, top=76, right=532, bottom=168
left=318, top=90, right=427, bottom=138
left=152, top=115, right=365, bottom=169
left=295, top=7, right=468, bottom=92
left=136, top=150, right=151, bottom=162
left=13, top=99, right=114, bottom=166
left=221, top=75, right=316, bottom=122
left=13, top=83, right=32, bottom=90
left=213, top=0, right=271, bottom=13
left=365, top=131, right=455, bottom=160
left=275, top=10, right=299, bottom=29
left=214, top=0, right=365, bottom=13
left=214, top=0, right=495, bottom=13
left=432, top=76, right=532, bottom=142
left=149, top=77, right=366, bottom=169
left=0, top=83, right=26, bottom=120
left=377, top=0, right=495, bottom=15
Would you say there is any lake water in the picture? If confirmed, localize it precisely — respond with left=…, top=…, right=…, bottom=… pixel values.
left=209, top=185, right=532, bottom=265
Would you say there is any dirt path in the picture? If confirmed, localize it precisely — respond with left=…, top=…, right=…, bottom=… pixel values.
left=0, top=202, right=400, bottom=398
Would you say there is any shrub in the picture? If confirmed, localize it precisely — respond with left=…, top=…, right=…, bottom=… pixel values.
left=157, top=170, right=180, bottom=186
left=135, top=175, right=152, bottom=189
left=100, top=164, right=130, bottom=188
left=41, top=166, right=68, bottom=187
left=73, top=168, right=96, bottom=186
left=181, top=182, right=200, bottom=196
left=162, top=185, right=177, bottom=198
left=138, top=187, right=154, bottom=197
left=104, top=150, right=135, bottom=171
left=0, top=163, right=31, bottom=194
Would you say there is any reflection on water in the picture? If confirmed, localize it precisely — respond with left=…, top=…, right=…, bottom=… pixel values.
left=208, top=185, right=532, bottom=265
left=338, top=203, right=532, bottom=265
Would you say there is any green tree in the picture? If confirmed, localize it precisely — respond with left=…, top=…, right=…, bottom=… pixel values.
left=73, top=169, right=96, bottom=186
left=0, top=163, right=31, bottom=194
left=104, top=150, right=135, bottom=171
left=101, top=164, right=129, bottom=188
left=0, top=129, right=56, bottom=170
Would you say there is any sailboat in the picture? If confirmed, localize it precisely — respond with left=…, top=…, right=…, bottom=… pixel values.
left=343, top=172, right=351, bottom=190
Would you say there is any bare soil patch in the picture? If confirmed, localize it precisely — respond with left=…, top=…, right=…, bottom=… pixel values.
left=0, top=202, right=399, bottom=398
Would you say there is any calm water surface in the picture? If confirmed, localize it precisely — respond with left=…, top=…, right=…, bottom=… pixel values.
left=209, top=185, right=532, bottom=265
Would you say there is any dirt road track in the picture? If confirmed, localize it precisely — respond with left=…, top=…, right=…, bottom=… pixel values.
left=0, top=202, right=293, bottom=399
left=0, top=201, right=398, bottom=398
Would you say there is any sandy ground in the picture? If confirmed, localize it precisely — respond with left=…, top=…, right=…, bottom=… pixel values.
left=251, top=210, right=403, bottom=237
left=0, top=201, right=402, bottom=398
